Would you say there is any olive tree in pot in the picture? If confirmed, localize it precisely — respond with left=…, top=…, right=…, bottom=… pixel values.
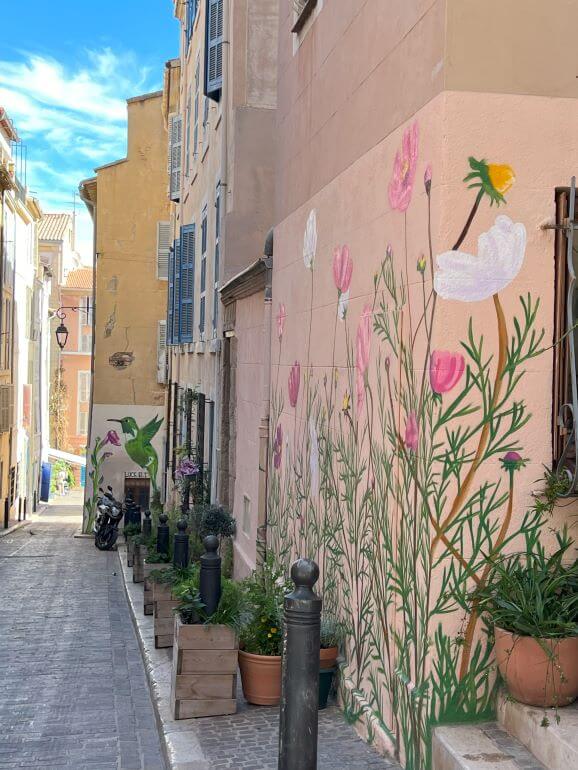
left=238, top=556, right=291, bottom=706
left=476, top=530, right=578, bottom=709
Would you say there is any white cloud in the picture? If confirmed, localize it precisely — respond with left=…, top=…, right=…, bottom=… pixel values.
left=0, top=48, right=161, bottom=263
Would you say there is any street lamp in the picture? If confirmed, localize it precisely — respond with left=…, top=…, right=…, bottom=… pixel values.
left=53, top=298, right=91, bottom=350
left=55, top=321, right=69, bottom=350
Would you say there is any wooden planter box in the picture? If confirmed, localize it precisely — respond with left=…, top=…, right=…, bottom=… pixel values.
left=153, top=585, right=179, bottom=648
left=143, top=563, right=170, bottom=615
left=127, top=539, right=136, bottom=567
left=132, top=544, right=147, bottom=583
left=170, top=615, right=238, bottom=719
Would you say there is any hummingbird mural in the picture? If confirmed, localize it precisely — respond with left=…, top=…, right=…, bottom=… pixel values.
left=108, top=415, right=163, bottom=495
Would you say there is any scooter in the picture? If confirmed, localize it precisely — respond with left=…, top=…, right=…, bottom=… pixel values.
left=94, top=486, right=124, bottom=551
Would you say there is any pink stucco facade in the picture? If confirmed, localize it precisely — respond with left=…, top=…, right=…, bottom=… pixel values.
left=264, top=2, right=578, bottom=768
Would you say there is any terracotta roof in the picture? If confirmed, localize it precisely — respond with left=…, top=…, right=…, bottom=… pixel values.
left=38, top=213, right=72, bottom=242
left=64, top=267, right=93, bottom=290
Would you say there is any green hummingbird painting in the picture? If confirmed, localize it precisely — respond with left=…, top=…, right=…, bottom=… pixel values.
left=108, top=415, right=163, bottom=495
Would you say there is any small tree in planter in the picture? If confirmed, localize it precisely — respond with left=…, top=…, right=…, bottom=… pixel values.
left=238, top=555, right=292, bottom=706
left=476, top=529, right=578, bottom=711
left=170, top=575, right=245, bottom=719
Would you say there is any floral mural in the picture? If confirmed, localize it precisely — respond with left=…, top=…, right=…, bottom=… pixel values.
left=268, top=123, right=548, bottom=769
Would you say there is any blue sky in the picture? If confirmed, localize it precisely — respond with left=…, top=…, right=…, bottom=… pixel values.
left=0, top=2, right=178, bottom=262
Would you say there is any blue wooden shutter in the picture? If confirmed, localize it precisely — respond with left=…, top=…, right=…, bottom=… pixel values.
left=180, top=224, right=195, bottom=343
left=205, top=0, right=223, bottom=99
left=167, top=245, right=175, bottom=344
left=173, top=238, right=182, bottom=343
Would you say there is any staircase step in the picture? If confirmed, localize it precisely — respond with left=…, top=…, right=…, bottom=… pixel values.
left=497, top=691, right=578, bottom=770
left=432, top=723, right=546, bottom=770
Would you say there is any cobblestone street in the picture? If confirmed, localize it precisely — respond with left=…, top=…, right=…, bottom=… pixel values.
left=0, top=502, right=166, bottom=770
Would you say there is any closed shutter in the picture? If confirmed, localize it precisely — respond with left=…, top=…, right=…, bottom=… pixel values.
left=157, top=221, right=171, bottom=279
left=205, top=0, right=223, bottom=98
left=0, top=385, right=14, bottom=434
left=173, top=238, right=182, bottom=343
left=157, top=320, right=167, bottom=384
left=169, top=114, right=182, bottom=202
left=167, top=246, right=175, bottom=344
left=180, top=224, right=195, bottom=343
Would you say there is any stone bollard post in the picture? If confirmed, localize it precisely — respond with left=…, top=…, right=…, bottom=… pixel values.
left=156, top=512, right=170, bottom=556
left=278, top=559, right=322, bottom=770
left=142, top=509, right=152, bottom=538
left=199, top=535, right=221, bottom=616
left=173, top=518, right=189, bottom=568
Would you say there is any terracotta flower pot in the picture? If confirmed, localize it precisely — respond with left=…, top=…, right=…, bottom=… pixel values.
left=495, top=626, right=578, bottom=708
left=319, top=646, right=338, bottom=670
left=238, top=650, right=282, bottom=706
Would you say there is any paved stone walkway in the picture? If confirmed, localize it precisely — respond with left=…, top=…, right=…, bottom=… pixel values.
left=0, top=502, right=166, bottom=770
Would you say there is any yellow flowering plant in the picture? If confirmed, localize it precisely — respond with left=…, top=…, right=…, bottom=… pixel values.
left=464, top=156, right=515, bottom=206
left=240, top=555, right=292, bottom=656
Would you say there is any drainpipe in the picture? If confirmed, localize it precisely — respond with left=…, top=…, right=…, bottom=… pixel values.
left=256, top=228, right=274, bottom=564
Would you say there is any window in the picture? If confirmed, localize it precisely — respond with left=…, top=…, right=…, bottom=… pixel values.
left=157, top=221, right=171, bottom=279
left=213, top=182, right=220, bottom=332
left=194, top=58, right=200, bottom=159
left=168, top=246, right=175, bottom=344
left=205, top=0, right=223, bottom=100
left=180, top=225, right=196, bottom=343
left=0, top=298, right=12, bottom=370
left=78, top=303, right=92, bottom=352
left=199, top=206, right=208, bottom=337
left=243, top=495, right=251, bottom=535
left=157, top=320, right=167, bottom=384
left=186, top=0, right=199, bottom=49
left=185, top=89, right=191, bottom=177
left=168, top=114, right=183, bottom=202
left=173, top=238, right=182, bottom=343
left=0, top=385, right=14, bottom=434
left=202, top=96, right=209, bottom=146
left=78, top=372, right=90, bottom=403
left=78, top=410, right=88, bottom=436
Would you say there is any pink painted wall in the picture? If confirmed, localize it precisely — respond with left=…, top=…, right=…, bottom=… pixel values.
left=268, top=86, right=578, bottom=768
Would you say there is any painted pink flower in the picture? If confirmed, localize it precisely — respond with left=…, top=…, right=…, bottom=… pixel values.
left=429, top=350, right=465, bottom=395
left=355, top=304, right=372, bottom=408
left=501, top=451, right=526, bottom=474
left=388, top=121, right=419, bottom=212
left=104, top=429, right=121, bottom=447
left=332, top=245, right=353, bottom=295
left=424, top=163, right=432, bottom=194
left=405, top=411, right=419, bottom=452
left=277, top=303, right=286, bottom=340
left=288, top=362, right=300, bottom=408
left=273, top=424, right=283, bottom=470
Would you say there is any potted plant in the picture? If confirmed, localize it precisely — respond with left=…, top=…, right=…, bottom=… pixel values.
left=124, top=524, right=140, bottom=566
left=132, top=535, right=157, bottom=583
left=319, top=613, right=343, bottom=709
left=151, top=565, right=196, bottom=648
left=142, top=548, right=172, bottom=615
left=170, top=576, right=245, bottom=719
left=476, top=530, right=578, bottom=708
left=238, top=556, right=291, bottom=706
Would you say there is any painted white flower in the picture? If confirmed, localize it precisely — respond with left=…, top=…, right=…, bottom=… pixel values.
left=303, top=209, right=317, bottom=269
left=338, top=289, right=349, bottom=320
left=434, top=215, right=526, bottom=302
left=309, top=418, right=319, bottom=498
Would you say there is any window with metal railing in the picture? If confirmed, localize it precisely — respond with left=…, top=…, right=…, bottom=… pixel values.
left=199, top=206, right=208, bottom=337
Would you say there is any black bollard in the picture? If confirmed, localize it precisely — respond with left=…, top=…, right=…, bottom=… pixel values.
left=142, top=509, right=152, bottom=538
left=278, top=559, right=322, bottom=770
left=156, top=512, right=170, bottom=556
left=199, top=535, right=221, bottom=617
left=134, top=504, right=142, bottom=531
left=173, top=517, right=189, bottom=568
left=124, top=492, right=134, bottom=527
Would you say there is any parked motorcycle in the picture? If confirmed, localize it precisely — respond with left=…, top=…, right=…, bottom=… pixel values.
left=94, top=486, right=124, bottom=551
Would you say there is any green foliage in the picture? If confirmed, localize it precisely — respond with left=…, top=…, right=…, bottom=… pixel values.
left=150, top=564, right=197, bottom=586
left=145, top=549, right=171, bottom=564
left=50, top=460, right=75, bottom=492
left=239, top=555, right=291, bottom=656
left=123, top=523, right=141, bottom=538
left=475, top=530, right=578, bottom=639
left=174, top=572, right=246, bottom=632
left=320, top=613, right=344, bottom=649
left=199, top=504, right=236, bottom=539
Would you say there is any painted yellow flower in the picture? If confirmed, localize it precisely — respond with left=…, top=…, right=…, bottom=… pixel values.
left=417, top=254, right=427, bottom=274
left=270, top=627, right=277, bottom=633
left=488, top=164, right=515, bottom=195
left=342, top=391, right=351, bottom=412
left=464, top=157, right=515, bottom=206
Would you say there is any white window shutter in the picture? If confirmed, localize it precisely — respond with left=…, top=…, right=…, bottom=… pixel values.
left=169, top=115, right=182, bottom=202
left=157, top=320, right=167, bottom=384
left=157, top=221, right=171, bottom=280
left=0, top=385, right=13, bottom=433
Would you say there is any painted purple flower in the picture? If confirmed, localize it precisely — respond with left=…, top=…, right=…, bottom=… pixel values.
left=273, top=424, right=283, bottom=470
left=405, top=411, right=419, bottom=453
left=388, top=121, right=419, bottom=212
left=424, top=163, right=432, bottom=195
left=288, top=362, right=300, bottom=408
left=501, top=451, right=526, bottom=473
left=104, top=429, right=121, bottom=447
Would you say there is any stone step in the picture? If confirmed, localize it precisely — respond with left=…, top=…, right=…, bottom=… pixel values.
left=497, top=691, right=578, bottom=770
left=432, top=722, right=546, bottom=770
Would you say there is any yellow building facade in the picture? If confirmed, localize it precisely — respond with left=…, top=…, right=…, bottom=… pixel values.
left=80, top=91, right=170, bottom=526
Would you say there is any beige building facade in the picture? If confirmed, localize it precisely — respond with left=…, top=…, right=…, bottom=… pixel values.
left=80, top=91, right=170, bottom=527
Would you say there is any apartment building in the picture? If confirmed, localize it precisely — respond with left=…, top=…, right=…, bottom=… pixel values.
left=80, top=91, right=170, bottom=527
left=164, top=0, right=277, bottom=544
